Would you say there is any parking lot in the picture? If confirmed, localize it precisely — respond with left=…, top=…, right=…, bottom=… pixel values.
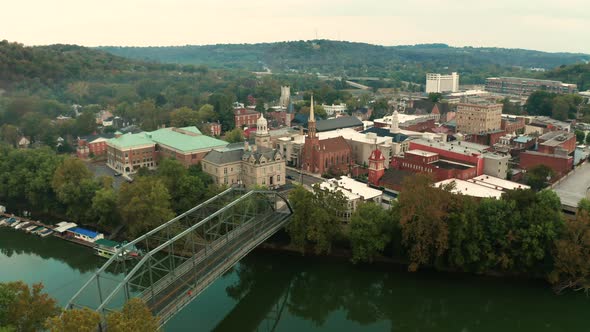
left=85, top=162, right=126, bottom=189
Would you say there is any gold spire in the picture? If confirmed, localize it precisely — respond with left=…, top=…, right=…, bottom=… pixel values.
left=309, top=94, right=315, bottom=123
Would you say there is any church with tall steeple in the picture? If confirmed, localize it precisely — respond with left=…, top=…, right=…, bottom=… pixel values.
left=301, top=95, right=352, bottom=175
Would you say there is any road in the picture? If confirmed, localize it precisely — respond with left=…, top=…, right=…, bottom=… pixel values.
left=553, top=162, right=590, bottom=212
left=285, top=168, right=324, bottom=187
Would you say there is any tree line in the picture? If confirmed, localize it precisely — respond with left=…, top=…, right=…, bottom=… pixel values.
left=287, top=174, right=590, bottom=293
left=0, top=145, right=221, bottom=239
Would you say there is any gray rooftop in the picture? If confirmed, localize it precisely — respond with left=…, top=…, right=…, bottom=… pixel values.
left=202, top=149, right=244, bottom=165
left=315, top=116, right=363, bottom=132
left=553, top=162, right=590, bottom=209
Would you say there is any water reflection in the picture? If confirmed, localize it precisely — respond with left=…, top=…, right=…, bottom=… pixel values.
left=0, top=228, right=101, bottom=274
left=217, top=252, right=590, bottom=332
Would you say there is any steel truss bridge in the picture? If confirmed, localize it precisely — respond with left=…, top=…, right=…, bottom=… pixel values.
left=66, top=187, right=292, bottom=328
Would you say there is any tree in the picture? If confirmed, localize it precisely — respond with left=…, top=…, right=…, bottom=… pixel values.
left=286, top=184, right=346, bottom=254
left=91, top=187, right=120, bottom=229
left=118, top=177, right=174, bottom=238
left=75, top=111, right=97, bottom=136
left=575, top=130, right=586, bottom=144
left=0, top=124, right=19, bottom=147
left=0, top=282, right=60, bottom=332
left=525, top=164, right=555, bottom=191
left=349, top=202, right=390, bottom=263
left=552, top=97, right=569, bottom=121
left=52, top=158, right=98, bottom=222
left=45, top=308, right=101, bottom=332
left=548, top=212, right=590, bottom=293
left=397, top=174, right=452, bottom=271
left=105, top=298, right=160, bottom=332
left=427, top=93, right=442, bottom=103
left=586, top=133, right=590, bottom=145
left=225, top=128, right=244, bottom=143
left=197, top=104, right=216, bottom=123
left=169, top=107, right=199, bottom=127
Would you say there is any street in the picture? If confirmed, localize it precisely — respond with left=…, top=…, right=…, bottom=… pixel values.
left=285, top=167, right=324, bottom=187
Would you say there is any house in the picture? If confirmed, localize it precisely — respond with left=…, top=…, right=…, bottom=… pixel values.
left=17, top=137, right=30, bottom=149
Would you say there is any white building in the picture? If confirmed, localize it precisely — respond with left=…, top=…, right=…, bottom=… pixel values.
left=435, top=175, right=529, bottom=199
left=425, top=72, right=460, bottom=93
left=322, top=103, right=347, bottom=117
left=319, top=176, right=383, bottom=221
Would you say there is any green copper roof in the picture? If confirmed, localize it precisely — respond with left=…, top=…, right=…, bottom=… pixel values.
left=109, top=127, right=227, bottom=152
left=108, top=132, right=155, bottom=149
left=149, top=128, right=228, bottom=152
left=179, top=126, right=202, bottom=135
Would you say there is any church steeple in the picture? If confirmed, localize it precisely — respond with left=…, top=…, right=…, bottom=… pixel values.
left=307, top=94, right=317, bottom=138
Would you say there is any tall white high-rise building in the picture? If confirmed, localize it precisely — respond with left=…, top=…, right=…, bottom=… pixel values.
left=425, top=72, right=459, bottom=93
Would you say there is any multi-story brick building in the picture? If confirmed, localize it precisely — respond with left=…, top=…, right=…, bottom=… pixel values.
left=485, top=77, right=577, bottom=96
left=77, top=134, right=114, bottom=159
left=106, top=126, right=227, bottom=174
left=537, top=131, right=576, bottom=155
left=391, top=149, right=478, bottom=181
left=456, top=103, right=502, bottom=135
left=234, top=108, right=260, bottom=129
left=519, top=151, right=573, bottom=178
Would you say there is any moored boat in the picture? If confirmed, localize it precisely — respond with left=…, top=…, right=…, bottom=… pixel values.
left=15, top=222, right=29, bottom=230
left=11, top=221, right=22, bottom=229
left=39, top=229, right=53, bottom=238
left=94, top=239, right=140, bottom=260
left=25, top=225, right=37, bottom=232
left=33, top=227, right=47, bottom=235
left=0, top=219, right=6, bottom=226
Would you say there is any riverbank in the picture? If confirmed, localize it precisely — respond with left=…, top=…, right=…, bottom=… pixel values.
left=2, top=226, right=589, bottom=332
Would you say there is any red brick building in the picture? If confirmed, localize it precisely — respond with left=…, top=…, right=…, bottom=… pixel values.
left=519, top=151, right=573, bottom=178
left=77, top=135, right=113, bottom=159
left=501, top=116, right=525, bottom=134
left=537, top=131, right=576, bottom=155
left=301, top=97, right=353, bottom=175
left=467, top=130, right=506, bottom=146
left=400, top=118, right=436, bottom=132
left=408, top=140, right=486, bottom=176
left=234, top=108, right=259, bottom=129
left=267, top=111, right=295, bottom=127
left=205, top=122, right=221, bottom=136
left=391, top=149, right=478, bottom=181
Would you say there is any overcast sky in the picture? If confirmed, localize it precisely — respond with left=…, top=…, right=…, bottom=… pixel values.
left=2, top=0, right=589, bottom=53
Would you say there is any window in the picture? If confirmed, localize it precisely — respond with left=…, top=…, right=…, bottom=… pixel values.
left=277, top=175, right=281, bottom=182
left=224, top=168, right=227, bottom=174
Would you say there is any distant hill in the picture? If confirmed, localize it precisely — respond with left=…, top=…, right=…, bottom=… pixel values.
left=543, top=62, right=590, bottom=91
left=98, top=40, right=590, bottom=84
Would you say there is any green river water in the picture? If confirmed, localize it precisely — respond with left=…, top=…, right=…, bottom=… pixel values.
left=1, top=227, right=589, bottom=332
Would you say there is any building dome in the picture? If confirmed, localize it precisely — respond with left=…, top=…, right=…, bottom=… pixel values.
left=390, top=110, right=400, bottom=134
left=257, top=113, right=268, bottom=135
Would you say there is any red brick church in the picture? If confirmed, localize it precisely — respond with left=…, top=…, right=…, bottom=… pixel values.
left=301, top=96, right=352, bottom=175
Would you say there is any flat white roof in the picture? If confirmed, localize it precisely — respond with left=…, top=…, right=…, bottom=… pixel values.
left=435, top=179, right=503, bottom=199
left=405, top=149, right=438, bottom=158
left=470, top=175, right=530, bottom=191
left=333, top=176, right=382, bottom=200
left=319, top=182, right=361, bottom=201
left=54, top=222, right=78, bottom=233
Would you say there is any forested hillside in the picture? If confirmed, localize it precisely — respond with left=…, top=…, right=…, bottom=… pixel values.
left=99, top=40, right=590, bottom=84
left=543, top=63, right=590, bottom=91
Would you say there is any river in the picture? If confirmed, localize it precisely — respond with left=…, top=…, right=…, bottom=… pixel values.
left=1, top=227, right=589, bottom=331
